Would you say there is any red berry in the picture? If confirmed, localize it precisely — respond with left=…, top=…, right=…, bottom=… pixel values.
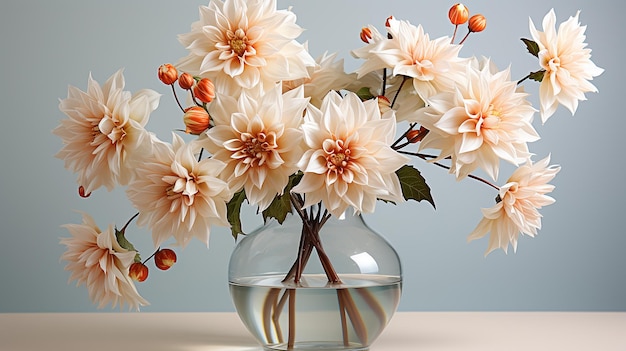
left=129, top=262, right=149, bottom=282
left=154, top=248, right=177, bottom=271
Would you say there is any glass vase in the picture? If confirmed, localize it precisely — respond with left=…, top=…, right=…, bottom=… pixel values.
left=228, top=207, right=402, bottom=350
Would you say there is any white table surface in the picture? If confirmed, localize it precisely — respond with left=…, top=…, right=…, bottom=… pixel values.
left=1, top=311, right=624, bottom=350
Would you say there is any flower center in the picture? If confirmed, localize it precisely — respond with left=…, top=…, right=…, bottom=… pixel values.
left=324, top=139, right=351, bottom=173
left=228, top=29, right=249, bottom=57
left=482, top=104, right=501, bottom=128
left=239, top=131, right=277, bottom=166
left=547, top=57, right=560, bottom=72
left=414, top=59, right=435, bottom=80
left=98, top=115, right=126, bottom=143
left=165, top=173, right=199, bottom=207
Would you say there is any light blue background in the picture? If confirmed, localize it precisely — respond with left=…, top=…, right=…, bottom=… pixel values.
left=1, top=0, right=623, bottom=312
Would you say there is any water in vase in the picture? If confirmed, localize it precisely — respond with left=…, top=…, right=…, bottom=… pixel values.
left=230, top=274, right=402, bottom=350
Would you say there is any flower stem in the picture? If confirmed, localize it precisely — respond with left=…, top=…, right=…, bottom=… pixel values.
left=390, top=76, right=409, bottom=109
left=381, top=68, right=387, bottom=97
left=391, top=122, right=417, bottom=149
left=286, top=193, right=341, bottom=284
left=141, top=247, right=161, bottom=265
left=120, top=212, right=139, bottom=233
left=170, top=84, right=185, bottom=112
left=459, top=30, right=471, bottom=45
left=451, top=24, right=459, bottom=44
left=397, top=150, right=500, bottom=190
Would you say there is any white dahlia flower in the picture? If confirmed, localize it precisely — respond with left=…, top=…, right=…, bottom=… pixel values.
left=177, top=0, right=315, bottom=94
left=292, top=91, right=408, bottom=217
left=54, top=70, right=160, bottom=194
left=529, top=9, right=604, bottom=122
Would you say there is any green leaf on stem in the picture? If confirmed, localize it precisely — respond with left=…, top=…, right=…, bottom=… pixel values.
left=227, top=190, right=247, bottom=240
left=355, top=87, right=375, bottom=101
left=521, top=38, right=541, bottom=57
left=115, top=228, right=141, bottom=262
left=528, top=69, right=545, bottom=82
left=396, top=165, right=435, bottom=208
left=262, top=172, right=303, bottom=224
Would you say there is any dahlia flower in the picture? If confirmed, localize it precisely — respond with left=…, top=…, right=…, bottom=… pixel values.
left=60, top=212, right=148, bottom=310
left=126, top=134, right=232, bottom=248
left=291, top=91, right=408, bottom=217
left=201, top=85, right=308, bottom=211
left=529, top=9, right=604, bottom=122
left=468, top=155, right=561, bottom=255
left=54, top=70, right=160, bottom=194
left=415, top=59, right=539, bottom=181
left=353, top=17, right=467, bottom=102
left=177, top=0, right=314, bottom=94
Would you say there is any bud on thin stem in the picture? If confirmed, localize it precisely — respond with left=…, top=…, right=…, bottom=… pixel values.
left=459, top=14, right=486, bottom=45
left=193, top=78, right=215, bottom=104
left=448, top=3, right=469, bottom=43
left=468, top=14, right=486, bottom=33
left=158, top=64, right=178, bottom=85
left=178, top=72, right=195, bottom=90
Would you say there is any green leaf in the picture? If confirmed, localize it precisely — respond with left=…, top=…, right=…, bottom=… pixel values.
left=262, top=172, right=303, bottom=224
left=521, top=38, right=540, bottom=57
left=396, top=165, right=435, bottom=209
left=227, top=190, right=247, bottom=240
left=528, top=69, right=545, bottom=82
left=115, top=228, right=141, bottom=262
left=355, top=87, right=375, bottom=101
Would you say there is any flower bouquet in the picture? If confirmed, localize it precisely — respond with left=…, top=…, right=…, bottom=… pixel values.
left=54, top=0, right=602, bottom=349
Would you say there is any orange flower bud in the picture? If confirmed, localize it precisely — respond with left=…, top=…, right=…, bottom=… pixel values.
left=154, top=248, right=177, bottom=271
left=360, top=27, right=373, bottom=43
left=377, top=95, right=391, bottom=114
left=158, top=63, right=178, bottom=85
left=193, top=78, right=215, bottom=103
left=385, top=15, right=394, bottom=27
left=468, top=14, right=486, bottom=33
left=448, top=3, right=469, bottom=25
left=183, top=106, right=210, bottom=135
left=406, top=126, right=428, bottom=143
left=78, top=185, right=91, bottom=198
left=178, top=72, right=195, bottom=90
left=129, top=262, right=149, bottom=282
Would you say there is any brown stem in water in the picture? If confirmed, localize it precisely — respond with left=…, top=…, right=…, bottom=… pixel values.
left=337, top=289, right=368, bottom=345
left=287, top=289, right=296, bottom=349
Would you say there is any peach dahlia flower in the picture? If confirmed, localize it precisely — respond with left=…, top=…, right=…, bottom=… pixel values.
left=201, top=85, right=308, bottom=211
left=60, top=212, right=148, bottom=310
left=291, top=91, right=408, bottom=217
left=126, top=134, right=232, bottom=248
left=468, top=155, right=561, bottom=256
left=529, top=9, right=604, bottom=122
left=177, top=0, right=314, bottom=94
left=54, top=70, right=160, bottom=194
left=415, top=59, right=539, bottom=181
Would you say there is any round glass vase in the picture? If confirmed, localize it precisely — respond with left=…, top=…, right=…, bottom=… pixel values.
left=228, top=209, right=402, bottom=351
